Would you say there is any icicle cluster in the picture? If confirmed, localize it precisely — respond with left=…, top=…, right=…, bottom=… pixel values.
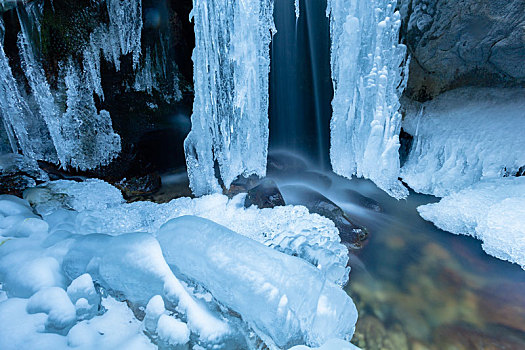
left=0, top=17, right=56, bottom=161
left=185, top=0, right=275, bottom=195
left=0, top=0, right=178, bottom=170
left=327, top=0, right=409, bottom=199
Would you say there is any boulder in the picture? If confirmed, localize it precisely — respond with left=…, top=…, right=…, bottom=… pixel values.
left=401, top=0, right=525, bottom=101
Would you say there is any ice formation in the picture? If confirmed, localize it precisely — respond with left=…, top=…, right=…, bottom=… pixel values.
left=0, top=17, right=56, bottom=161
left=0, top=0, right=182, bottom=170
left=418, top=177, right=525, bottom=269
left=401, top=88, right=525, bottom=197
left=185, top=0, right=275, bottom=195
left=25, top=180, right=349, bottom=285
left=0, top=180, right=358, bottom=348
left=327, top=0, right=409, bottom=199
left=158, top=216, right=357, bottom=348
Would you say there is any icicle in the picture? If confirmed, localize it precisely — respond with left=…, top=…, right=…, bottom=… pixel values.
left=327, top=0, right=409, bottom=199
left=58, top=59, right=121, bottom=169
left=106, top=0, right=143, bottom=69
left=295, top=0, right=300, bottom=18
left=185, top=0, right=275, bottom=196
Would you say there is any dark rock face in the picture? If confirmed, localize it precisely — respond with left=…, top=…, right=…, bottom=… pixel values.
left=115, top=173, right=162, bottom=200
left=401, top=0, right=525, bottom=101
left=0, top=154, right=49, bottom=196
left=244, top=179, right=285, bottom=209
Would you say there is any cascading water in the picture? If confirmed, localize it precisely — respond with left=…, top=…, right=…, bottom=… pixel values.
left=269, top=0, right=333, bottom=168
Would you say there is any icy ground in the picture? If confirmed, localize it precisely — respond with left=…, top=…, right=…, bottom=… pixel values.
left=0, top=179, right=358, bottom=349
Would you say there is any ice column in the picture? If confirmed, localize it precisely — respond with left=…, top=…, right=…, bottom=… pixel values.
left=185, top=0, right=275, bottom=196
left=327, top=0, right=409, bottom=198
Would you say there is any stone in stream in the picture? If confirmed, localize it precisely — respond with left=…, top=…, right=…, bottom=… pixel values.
left=281, top=184, right=368, bottom=249
left=344, top=189, right=382, bottom=212
left=244, top=179, right=285, bottom=209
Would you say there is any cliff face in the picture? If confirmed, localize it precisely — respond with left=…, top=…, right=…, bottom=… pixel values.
left=401, top=0, right=525, bottom=101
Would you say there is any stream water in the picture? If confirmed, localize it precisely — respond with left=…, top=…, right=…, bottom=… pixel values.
left=265, top=152, right=525, bottom=350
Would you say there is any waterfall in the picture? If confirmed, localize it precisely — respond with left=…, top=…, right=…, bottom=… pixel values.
left=185, top=0, right=275, bottom=196
left=327, top=0, right=409, bottom=198
left=269, top=0, right=332, bottom=168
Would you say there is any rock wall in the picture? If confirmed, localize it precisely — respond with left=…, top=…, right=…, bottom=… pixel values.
left=401, top=0, right=525, bottom=101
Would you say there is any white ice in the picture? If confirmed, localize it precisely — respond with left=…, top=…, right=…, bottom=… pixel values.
left=418, top=177, right=525, bottom=269
left=401, top=88, right=525, bottom=197
left=185, top=0, right=275, bottom=195
left=327, top=0, right=409, bottom=199
left=157, top=215, right=358, bottom=348
left=0, top=179, right=358, bottom=348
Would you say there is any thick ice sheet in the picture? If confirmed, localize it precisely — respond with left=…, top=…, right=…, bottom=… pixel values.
left=418, top=177, right=525, bottom=269
left=401, top=88, right=525, bottom=197
left=185, top=0, right=274, bottom=195
left=327, top=0, right=409, bottom=199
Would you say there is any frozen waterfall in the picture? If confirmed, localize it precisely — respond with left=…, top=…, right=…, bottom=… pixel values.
left=327, top=0, right=409, bottom=199
left=185, top=0, right=275, bottom=196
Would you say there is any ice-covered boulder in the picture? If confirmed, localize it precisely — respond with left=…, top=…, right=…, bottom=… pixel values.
left=418, top=177, right=525, bottom=269
left=62, top=232, right=230, bottom=341
left=157, top=216, right=358, bottom=348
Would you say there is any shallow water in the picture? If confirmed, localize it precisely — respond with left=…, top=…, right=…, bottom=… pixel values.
left=154, top=152, right=525, bottom=350
left=268, top=154, right=525, bottom=350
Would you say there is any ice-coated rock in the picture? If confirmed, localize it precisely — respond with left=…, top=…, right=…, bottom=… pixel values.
left=418, top=177, right=525, bottom=269
left=35, top=180, right=349, bottom=285
left=26, top=287, right=76, bottom=331
left=156, top=314, right=190, bottom=346
left=157, top=216, right=358, bottom=348
left=62, top=232, right=230, bottom=341
left=328, top=0, right=409, bottom=198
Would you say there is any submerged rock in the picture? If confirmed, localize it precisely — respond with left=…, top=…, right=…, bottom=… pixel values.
left=344, top=189, right=382, bottom=212
left=244, top=179, right=285, bottom=209
left=281, top=185, right=368, bottom=249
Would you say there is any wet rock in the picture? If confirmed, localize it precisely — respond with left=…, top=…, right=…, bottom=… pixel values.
left=115, top=173, right=162, bottom=200
left=0, top=154, right=49, bottom=196
left=281, top=184, right=368, bottom=249
left=244, top=179, right=285, bottom=209
left=433, top=324, right=525, bottom=350
left=344, top=189, right=382, bottom=212
left=266, top=151, right=308, bottom=175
